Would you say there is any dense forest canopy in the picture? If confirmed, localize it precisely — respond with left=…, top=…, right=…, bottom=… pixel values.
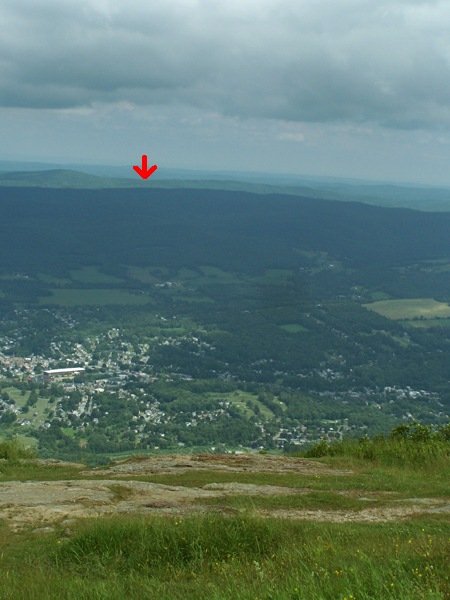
left=0, top=187, right=449, bottom=274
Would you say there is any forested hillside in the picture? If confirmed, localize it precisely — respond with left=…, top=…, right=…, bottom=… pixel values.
left=0, top=187, right=449, bottom=457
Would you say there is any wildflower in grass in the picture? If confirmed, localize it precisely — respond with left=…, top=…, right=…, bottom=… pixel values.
left=253, top=560, right=264, bottom=581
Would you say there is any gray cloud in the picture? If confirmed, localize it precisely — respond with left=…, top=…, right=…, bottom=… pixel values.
left=1, top=0, right=450, bottom=128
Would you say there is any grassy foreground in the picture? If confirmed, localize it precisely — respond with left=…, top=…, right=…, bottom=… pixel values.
left=0, top=425, right=448, bottom=599
left=0, top=514, right=448, bottom=599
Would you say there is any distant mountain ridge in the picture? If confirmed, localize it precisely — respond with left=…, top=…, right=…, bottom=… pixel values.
left=0, top=169, right=134, bottom=189
left=1, top=167, right=450, bottom=211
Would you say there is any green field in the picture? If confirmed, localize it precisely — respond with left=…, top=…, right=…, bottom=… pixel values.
left=364, top=298, right=450, bottom=320
left=406, top=318, right=450, bottom=329
left=127, top=266, right=161, bottom=284
left=37, top=273, right=72, bottom=286
left=40, top=289, right=151, bottom=306
left=207, top=390, right=274, bottom=419
left=2, top=386, right=30, bottom=405
left=280, top=323, right=307, bottom=333
left=127, top=265, right=295, bottom=289
left=70, top=266, right=123, bottom=285
left=3, top=386, right=50, bottom=425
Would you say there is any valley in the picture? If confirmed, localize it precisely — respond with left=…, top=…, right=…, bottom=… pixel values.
left=0, top=187, right=449, bottom=459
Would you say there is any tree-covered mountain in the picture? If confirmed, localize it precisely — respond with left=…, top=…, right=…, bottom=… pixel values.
left=0, top=187, right=449, bottom=272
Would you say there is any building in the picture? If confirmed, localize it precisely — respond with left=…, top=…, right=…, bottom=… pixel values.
left=43, top=367, right=85, bottom=383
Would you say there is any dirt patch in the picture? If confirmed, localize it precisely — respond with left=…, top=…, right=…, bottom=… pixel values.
left=0, top=479, right=312, bottom=530
left=85, top=453, right=352, bottom=477
left=256, top=500, right=450, bottom=523
left=1, top=476, right=448, bottom=530
left=202, top=482, right=311, bottom=495
left=2, top=455, right=448, bottom=530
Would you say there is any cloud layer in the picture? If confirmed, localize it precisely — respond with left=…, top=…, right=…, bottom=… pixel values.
left=2, top=0, right=450, bottom=128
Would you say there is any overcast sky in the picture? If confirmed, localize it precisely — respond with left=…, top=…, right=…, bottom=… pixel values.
left=1, top=0, right=450, bottom=184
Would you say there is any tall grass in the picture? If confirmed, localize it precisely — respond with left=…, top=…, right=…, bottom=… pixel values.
left=56, top=514, right=283, bottom=571
left=301, top=422, right=450, bottom=467
left=0, top=516, right=448, bottom=599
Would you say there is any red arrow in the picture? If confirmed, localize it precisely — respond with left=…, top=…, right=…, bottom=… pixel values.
left=133, top=154, right=158, bottom=179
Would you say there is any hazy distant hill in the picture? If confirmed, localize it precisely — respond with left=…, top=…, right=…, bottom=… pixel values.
left=2, top=167, right=450, bottom=211
left=0, top=168, right=324, bottom=197
left=0, top=169, right=135, bottom=189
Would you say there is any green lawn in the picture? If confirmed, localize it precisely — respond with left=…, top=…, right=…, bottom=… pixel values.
left=204, top=390, right=274, bottom=419
left=3, top=386, right=30, bottom=405
left=3, top=386, right=50, bottom=425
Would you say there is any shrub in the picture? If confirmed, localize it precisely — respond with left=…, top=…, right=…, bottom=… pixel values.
left=391, top=422, right=433, bottom=442
left=0, top=438, right=36, bottom=461
left=304, top=438, right=333, bottom=458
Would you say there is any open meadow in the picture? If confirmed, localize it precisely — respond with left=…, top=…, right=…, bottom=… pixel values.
left=364, top=298, right=450, bottom=321
left=39, top=289, right=151, bottom=306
